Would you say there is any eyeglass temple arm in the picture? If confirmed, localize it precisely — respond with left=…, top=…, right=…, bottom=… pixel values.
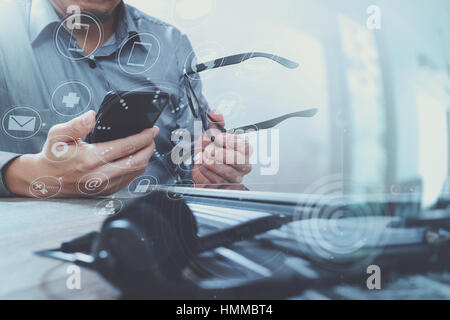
left=183, top=74, right=200, bottom=118
left=191, top=108, right=318, bottom=152
left=186, top=52, right=299, bottom=75
left=220, top=108, right=319, bottom=134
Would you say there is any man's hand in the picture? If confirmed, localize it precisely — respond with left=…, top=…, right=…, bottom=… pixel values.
left=3, top=110, right=159, bottom=197
left=192, top=110, right=253, bottom=189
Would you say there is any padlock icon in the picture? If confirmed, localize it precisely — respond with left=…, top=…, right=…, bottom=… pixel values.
left=134, top=178, right=151, bottom=193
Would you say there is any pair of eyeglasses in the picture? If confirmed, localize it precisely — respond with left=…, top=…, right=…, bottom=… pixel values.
left=182, top=52, right=319, bottom=137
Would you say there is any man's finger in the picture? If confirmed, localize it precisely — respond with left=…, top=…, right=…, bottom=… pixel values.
left=93, top=127, right=159, bottom=163
left=198, top=165, right=227, bottom=185
left=200, top=148, right=251, bottom=182
left=200, top=127, right=223, bottom=149
left=203, top=144, right=252, bottom=170
left=48, top=110, right=96, bottom=141
left=202, top=162, right=246, bottom=183
left=203, top=132, right=251, bottom=155
left=107, top=142, right=156, bottom=172
left=209, top=109, right=225, bottom=128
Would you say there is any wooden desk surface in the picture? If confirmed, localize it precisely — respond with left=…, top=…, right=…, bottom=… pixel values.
left=1, top=197, right=449, bottom=300
left=0, top=198, right=119, bottom=299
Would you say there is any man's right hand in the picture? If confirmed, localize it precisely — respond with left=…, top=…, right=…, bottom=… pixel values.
left=3, top=110, right=159, bottom=198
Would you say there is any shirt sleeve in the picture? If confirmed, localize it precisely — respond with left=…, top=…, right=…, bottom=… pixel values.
left=0, top=45, right=21, bottom=197
left=0, top=46, right=10, bottom=107
left=0, top=152, right=21, bottom=197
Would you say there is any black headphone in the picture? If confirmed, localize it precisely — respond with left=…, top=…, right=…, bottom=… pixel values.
left=37, top=191, right=308, bottom=299
left=92, top=191, right=199, bottom=298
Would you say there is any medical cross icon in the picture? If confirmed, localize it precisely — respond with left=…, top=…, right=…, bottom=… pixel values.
left=62, top=92, right=81, bottom=108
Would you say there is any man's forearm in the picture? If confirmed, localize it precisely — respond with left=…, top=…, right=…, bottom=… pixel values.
left=2, top=154, right=37, bottom=197
left=0, top=151, right=23, bottom=196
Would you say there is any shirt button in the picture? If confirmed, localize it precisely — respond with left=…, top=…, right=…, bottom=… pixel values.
left=89, top=60, right=97, bottom=69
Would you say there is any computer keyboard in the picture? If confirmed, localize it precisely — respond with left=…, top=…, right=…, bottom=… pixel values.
left=184, top=197, right=450, bottom=299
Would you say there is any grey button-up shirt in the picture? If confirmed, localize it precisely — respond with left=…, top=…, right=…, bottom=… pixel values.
left=0, top=0, right=208, bottom=196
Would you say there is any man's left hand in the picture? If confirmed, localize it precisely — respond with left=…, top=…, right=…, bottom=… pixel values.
left=192, top=110, right=253, bottom=189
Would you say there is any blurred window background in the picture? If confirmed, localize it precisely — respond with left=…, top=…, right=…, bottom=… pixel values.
left=127, top=0, right=450, bottom=197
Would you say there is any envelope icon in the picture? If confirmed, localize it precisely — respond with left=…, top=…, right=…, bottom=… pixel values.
left=8, top=115, right=36, bottom=132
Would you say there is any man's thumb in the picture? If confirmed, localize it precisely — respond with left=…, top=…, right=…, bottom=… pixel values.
left=209, top=109, right=225, bottom=128
left=49, top=110, right=96, bottom=140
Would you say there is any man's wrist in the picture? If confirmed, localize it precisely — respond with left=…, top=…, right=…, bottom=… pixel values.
left=3, top=154, right=37, bottom=196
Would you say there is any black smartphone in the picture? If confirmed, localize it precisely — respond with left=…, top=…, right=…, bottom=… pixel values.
left=86, top=90, right=169, bottom=143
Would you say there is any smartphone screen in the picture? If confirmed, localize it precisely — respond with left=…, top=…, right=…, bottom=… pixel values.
left=86, top=91, right=169, bottom=143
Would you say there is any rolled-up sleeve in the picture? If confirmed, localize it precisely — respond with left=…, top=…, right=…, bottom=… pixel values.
left=0, top=152, right=20, bottom=197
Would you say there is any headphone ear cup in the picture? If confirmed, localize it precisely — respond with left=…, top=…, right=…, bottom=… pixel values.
left=92, top=191, right=199, bottom=298
left=149, top=191, right=200, bottom=264
left=123, top=191, right=199, bottom=272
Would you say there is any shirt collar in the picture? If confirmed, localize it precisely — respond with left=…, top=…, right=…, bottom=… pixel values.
left=115, top=1, right=140, bottom=41
left=93, top=2, right=142, bottom=57
left=29, top=0, right=61, bottom=44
